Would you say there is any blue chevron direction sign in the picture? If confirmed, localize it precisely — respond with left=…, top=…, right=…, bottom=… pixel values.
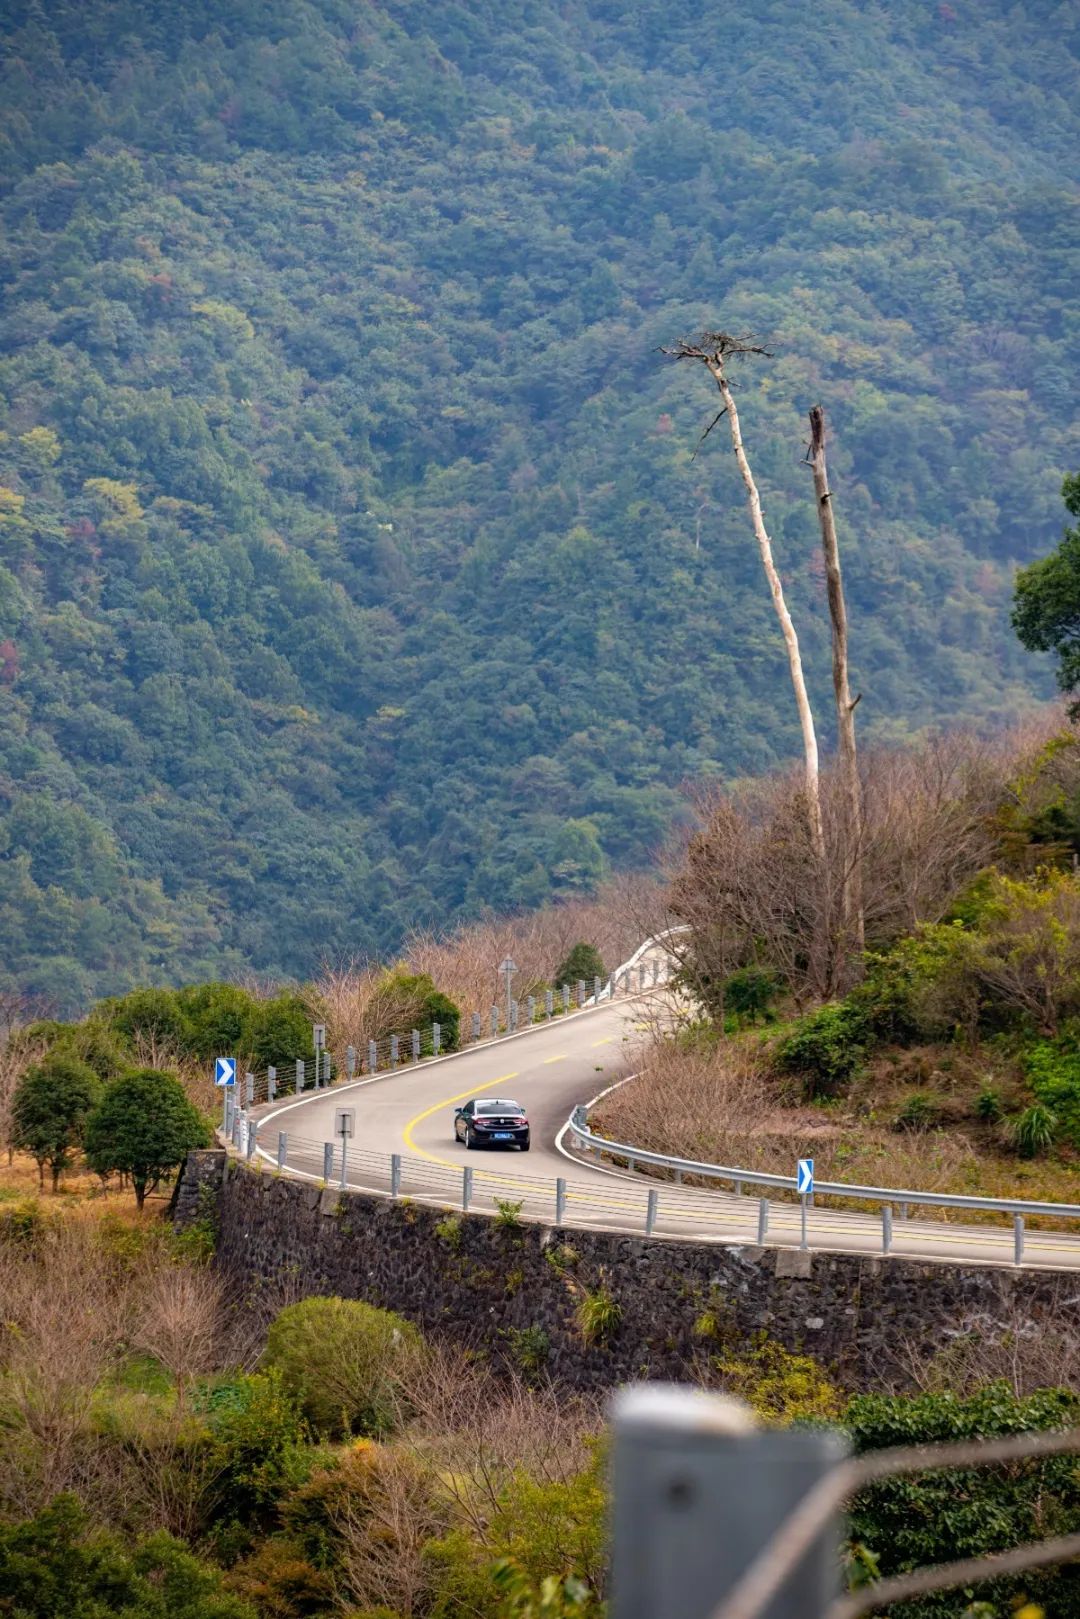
left=215, top=1056, right=237, bottom=1088
left=796, top=1158, right=814, bottom=1196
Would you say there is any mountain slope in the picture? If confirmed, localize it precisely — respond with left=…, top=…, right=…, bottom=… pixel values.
left=1, top=0, right=1078, bottom=1010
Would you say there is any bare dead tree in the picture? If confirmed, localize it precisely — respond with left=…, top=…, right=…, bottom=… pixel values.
left=808, top=405, right=864, bottom=978
left=663, top=332, right=826, bottom=868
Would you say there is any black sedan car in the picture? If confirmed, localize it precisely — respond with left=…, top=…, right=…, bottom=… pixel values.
left=454, top=1097, right=530, bottom=1151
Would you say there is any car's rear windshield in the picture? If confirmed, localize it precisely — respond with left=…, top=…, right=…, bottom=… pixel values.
left=476, top=1100, right=524, bottom=1114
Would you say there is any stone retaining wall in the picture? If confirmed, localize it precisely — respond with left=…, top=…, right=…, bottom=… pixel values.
left=184, top=1151, right=1080, bottom=1390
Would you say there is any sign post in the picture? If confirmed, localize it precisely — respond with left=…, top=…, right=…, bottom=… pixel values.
left=215, top=1057, right=236, bottom=1130
left=797, top=1158, right=814, bottom=1250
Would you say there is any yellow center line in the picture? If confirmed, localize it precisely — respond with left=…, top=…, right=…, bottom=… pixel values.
left=402, top=1074, right=519, bottom=1168
left=591, top=1037, right=613, bottom=1048
left=543, top=1054, right=567, bottom=1065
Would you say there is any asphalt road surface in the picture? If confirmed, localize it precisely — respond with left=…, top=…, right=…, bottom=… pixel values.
left=247, top=996, right=1080, bottom=1271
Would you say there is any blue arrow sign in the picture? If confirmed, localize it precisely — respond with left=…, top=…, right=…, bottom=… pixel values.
left=797, top=1158, right=814, bottom=1196
left=215, top=1056, right=237, bottom=1089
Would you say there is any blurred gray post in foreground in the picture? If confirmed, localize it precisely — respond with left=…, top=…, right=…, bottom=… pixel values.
left=610, top=1385, right=844, bottom=1619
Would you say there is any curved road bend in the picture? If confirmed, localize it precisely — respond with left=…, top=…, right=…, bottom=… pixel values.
left=248, top=998, right=1080, bottom=1272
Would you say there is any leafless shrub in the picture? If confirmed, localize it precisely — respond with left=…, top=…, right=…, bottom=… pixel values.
left=328, top=1444, right=447, bottom=1618
left=894, top=1283, right=1080, bottom=1397
left=134, top=1264, right=225, bottom=1404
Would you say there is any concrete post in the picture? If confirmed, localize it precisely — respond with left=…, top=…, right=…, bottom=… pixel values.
left=527, top=994, right=535, bottom=1024
left=510, top=999, right=519, bottom=1031
left=246, top=1121, right=257, bottom=1161
left=462, top=1166, right=473, bottom=1211
left=594, top=975, right=602, bottom=1003
left=322, top=1050, right=332, bottom=1088
left=411, top=1028, right=421, bottom=1062
left=1014, top=1213, right=1025, bottom=1266
left=562, top=984, right=571, bottom=1013
left=368, top=1039, right=378, bottom=1073
left=757, top=1198, right=768, bottom=1244
left=646, top=1188, right=659, bottom=1236
left=277, top=1131, right=287, bottom=1169
left=295, top=1058, right=304, bottom=1093
left=491, top=1005, right=499, bottom=1038
left=556, top=1177, right=566, bottom=1225
left=267, top=1065, right=276, bottom=1102
left=472, top=1011, right=481, bottom=1042
left=346, top=1045, right=356, bottom=1079
left=245, top=1071, right=255, bottom=1105
left=882, top=1205, right=893, bottom=1254
left=433, top=1021, right=441, bottom=1055
left=652, top=958, right=660, bottom=986
left=322, top=1142, right=333, bottom=1182
left=577, top=979, right=586, bottom=1007
left=391, top=1153, right=401, bottom=1198
left=609, top=1386, right=846, bottom=1619
left=390, top=1034, right=399, bottom=1068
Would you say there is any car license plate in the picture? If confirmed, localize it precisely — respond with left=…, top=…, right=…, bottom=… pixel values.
left=493, top=1131, right=513, bottom=1140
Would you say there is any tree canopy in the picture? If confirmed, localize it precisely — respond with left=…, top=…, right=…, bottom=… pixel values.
left=84, top=1068, right=209, bottom=1206
left=0, top=0, right=1076, bottom=1010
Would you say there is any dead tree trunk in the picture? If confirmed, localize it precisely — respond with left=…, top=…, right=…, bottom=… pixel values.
left=694, top=343, right=825, bottom=868
left=808, top=404, right=864, bottom=973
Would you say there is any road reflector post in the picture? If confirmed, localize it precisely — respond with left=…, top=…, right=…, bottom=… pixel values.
left=391, top=1154, right=401, bottom=1198
left=609, top=1385, right=846, bottom=1619
left=390, top=1034, right=399, bottom=1069
left=556, top=1177, right=566, bottom=1225
left=322, top=1142, right=334, bottom=1183
left=646, top=1188, right=659, bottom=1236
left=1014, top=1213, right=1025, bottom=1266
left=432, top=1021, right=441, bottom=1055
left=295, top=1058, right=304, bottom=1094
left=757, top=1198, right=768, bottom=1244
left=267, top=1065, right=276, bottom=1102
left=882, top=1205, right=893, bottom=1254
left=368, top=1039, right=377, bottom=1074
left=462, top=1166, right=473, bottom=1212
left=277, top=1132, right=287, bottom=1169
left=346, top=1045, right=356, bottom=1079
left=411, top=1028, right=421, bottom=1062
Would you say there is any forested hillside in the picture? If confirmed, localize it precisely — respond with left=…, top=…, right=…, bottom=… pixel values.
left=1, top=0, right=1078, bottom=1010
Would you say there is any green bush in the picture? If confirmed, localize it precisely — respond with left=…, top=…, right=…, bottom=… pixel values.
left=0, top=1493, right=256, bottom=1619
left=245, top=993, right=313, bottom=1068
left=263, top=1296, right=421, bottom=1438
left=845, top=1383, right=1080, bottom=1619
left=98, top=986, right=186, bottom=1049
left=975, top=1084, right=1004, bottom=1123
left=174, top=983, right=256, bottom=1061
left=198, top=1370, right=311, bottom=1541
left=722, top=966, right=779, bottom=1023
left=553, top=942, right=605, bottom=990
left=893, top=1091, right=944, bottom=1132
left=376, top=970, right=461, bottom=1051
left=1024, top=1038, right=1080, bottom=1148
left=776, top=1002, right=872, bottom=1098
left=1009, top=1103, right=1057, bottom=1158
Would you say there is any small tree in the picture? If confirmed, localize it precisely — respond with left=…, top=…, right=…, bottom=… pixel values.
left=84, top=1068, right=208, bottom=1208
left=10, top=1054, right=101, bottom=1191
left=553, top=942, right=606, bottom=989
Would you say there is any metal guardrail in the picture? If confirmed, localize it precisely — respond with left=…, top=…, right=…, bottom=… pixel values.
left=565, top=1105, right=1080, bottom=1260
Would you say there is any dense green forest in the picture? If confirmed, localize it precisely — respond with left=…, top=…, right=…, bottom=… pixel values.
left=1, top=0, right=1078, bottom=1010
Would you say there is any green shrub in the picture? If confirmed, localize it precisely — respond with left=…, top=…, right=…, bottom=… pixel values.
left=263, top=1296, right=421, bottom=1438
left=576, top=1285, right=621, bottom=1346
left=553, top=942, right=606, bottom=990
left=714, top=1334, right=843, bottom=1424
left=495, top=1197, right=524, bottom=1230
left=505, top=1324, right=551, bottom=1378
left=1024, top=1038, right=1080, bottom=1148
left=723, top=966, right=778, bottom=1023
left=98, top=986, right=186, bottom=1049
left=245, top=993, right=313, bottom=1068
left=174, top=982, right=256, bottom=1060
left=975, top=1084, right=1004, bottom=1123
left=1009, top=1103, right=1057, bottom=1158
left=197, top=1370, right=311, bottom=1549
left=776, top=1002, right=872, bottom=1098
left=893, top=1091, right=944, bottom=1132
left=845, top=1383, right=1080, bottom=1619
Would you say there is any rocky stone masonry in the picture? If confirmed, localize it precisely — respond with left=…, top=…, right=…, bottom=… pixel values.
left=181, top=1150, right=1080, bottom=1391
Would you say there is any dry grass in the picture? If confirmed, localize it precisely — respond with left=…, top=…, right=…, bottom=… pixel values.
left=0, top=1150, right=174, bottom=1222
left=594, top=1035, right=1080, bottom=1222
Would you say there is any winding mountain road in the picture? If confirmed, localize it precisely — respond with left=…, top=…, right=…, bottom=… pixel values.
left=247, top=996, right=1080, bottom=1272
